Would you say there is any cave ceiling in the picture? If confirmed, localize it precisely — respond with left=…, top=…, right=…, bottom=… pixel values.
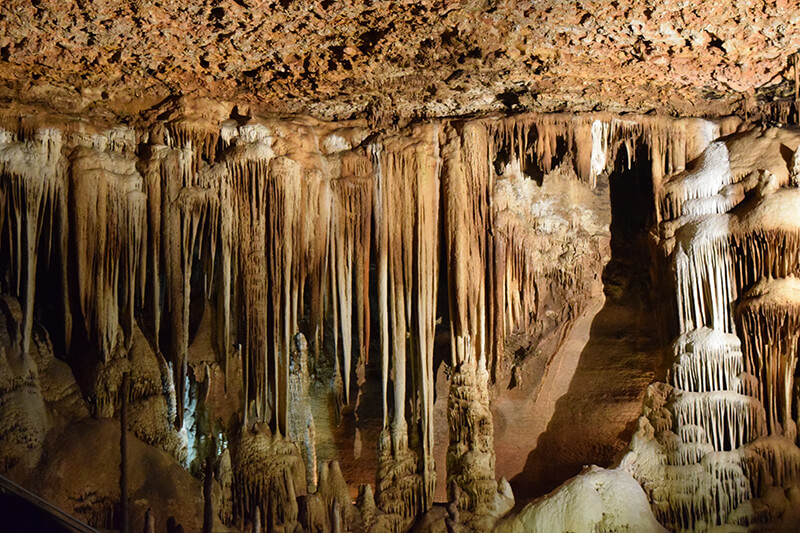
left=0, top=0, right=798, bottom=123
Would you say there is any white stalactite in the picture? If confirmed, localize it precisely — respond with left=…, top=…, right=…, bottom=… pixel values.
left=626, top=124, right=800, bottom=531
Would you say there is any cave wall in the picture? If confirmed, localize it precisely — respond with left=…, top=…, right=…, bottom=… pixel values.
left=1, top=2, right=800, bottom=532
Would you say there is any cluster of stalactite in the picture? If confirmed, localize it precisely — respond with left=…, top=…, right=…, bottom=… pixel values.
left=750, top=98, right=800, bottom=127
left=440, top=122, right=498, bottom=520
left=0, top=128, right=68, bottom=357
left=371, top=124, right=441, bottom=527
left=0, top=108, right=756, bottom=531
left=737, top=277, right=800, bottom=441
left=624, top=123, right=800, bottom=530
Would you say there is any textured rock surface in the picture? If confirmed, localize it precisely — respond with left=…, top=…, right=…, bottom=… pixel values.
left=24, top=418, right=226, bottom=532
left=0, top=0, right=798, bottom=122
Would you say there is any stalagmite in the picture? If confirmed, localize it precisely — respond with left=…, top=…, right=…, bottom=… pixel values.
left=232, top=424, right=306, bottom=532
left=791, top=146, right=800, bottom=187
left=287, top=333, right=317, bottom=490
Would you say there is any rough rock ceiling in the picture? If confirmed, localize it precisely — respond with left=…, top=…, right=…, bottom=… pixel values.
left=1, top=0, right=798, bottom=122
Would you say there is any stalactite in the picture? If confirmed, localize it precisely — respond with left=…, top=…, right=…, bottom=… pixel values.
left=330, top=172, right=372, bottom=407
left=0, top=128, right=67, bottom=355
left=305, top=165, right=331, bottom=367
left=340, top=150, right=373, bottom=372
left=218, top=120, right=341, bottom=441
left=266, top=155, right=304, bottom=436
left=672, top=391, right=766, bottom=452
left=441, top=121, right=504, bottom=522
left=224, top=132, right=274, bottom=427
left=415, top=125, right=441, bottom=510
left=69, top=142, right=146, bottom=361
left=659, top=141, right=734, bottom=220
left=443, top=122, right=491, bottom=371
left=737, top=277, right=800, bottom=440
left=626, top=124, right=800, bottom=531
left=486, top=113, right=725, bottom=198
left=7, top=111, right=794, bottom=533
left=143, top=141, right=219, bottom=426
left=672, top=216, right=737, bottom=334
left=373, top=124, right=441, bottom=522
left=218, top=167, right=234, bottom=389
left=165, top=118, right=221, bottom=173
left=669, top=328, right=744, bottom=394
left=372, top=142, right=391, bottom=430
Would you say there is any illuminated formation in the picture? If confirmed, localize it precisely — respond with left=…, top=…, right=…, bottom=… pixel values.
left=2, top=101, right=800, bottom=532
left=624, top=126, right=800, bottom=530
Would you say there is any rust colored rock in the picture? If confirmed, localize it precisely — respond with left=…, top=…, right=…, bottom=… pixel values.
left=0, top=1, right=798, bottom=122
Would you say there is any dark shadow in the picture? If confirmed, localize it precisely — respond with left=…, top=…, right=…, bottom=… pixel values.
left=0, top=477, right=93, bottom=533
left=509, top=145, right=667, bottom=504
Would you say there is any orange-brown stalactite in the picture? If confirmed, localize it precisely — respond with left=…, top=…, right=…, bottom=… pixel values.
left=443, top=122, right=492, bottom=372
left=225, top=144, right=272, bottom=428
left=371, top=123, right=442, bottom=524
left=330, top=174, right=372, bottom=408
left=143, top=136, right=219, bottom=428
left=441, top=120, right=513, bottom=523
left=340, top=150, right=374, bottom=372
left=266, top=155, right=303, bottom=436
left=737, top=277, right=800, bottom=440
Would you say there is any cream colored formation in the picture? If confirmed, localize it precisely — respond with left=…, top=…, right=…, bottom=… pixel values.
left=623, top=124, right=800, bottom=530
left=3, top=103, right=800, bottom=531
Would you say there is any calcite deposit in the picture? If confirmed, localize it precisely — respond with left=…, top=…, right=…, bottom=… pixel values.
left=1, top=1, right=800, bottom=532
